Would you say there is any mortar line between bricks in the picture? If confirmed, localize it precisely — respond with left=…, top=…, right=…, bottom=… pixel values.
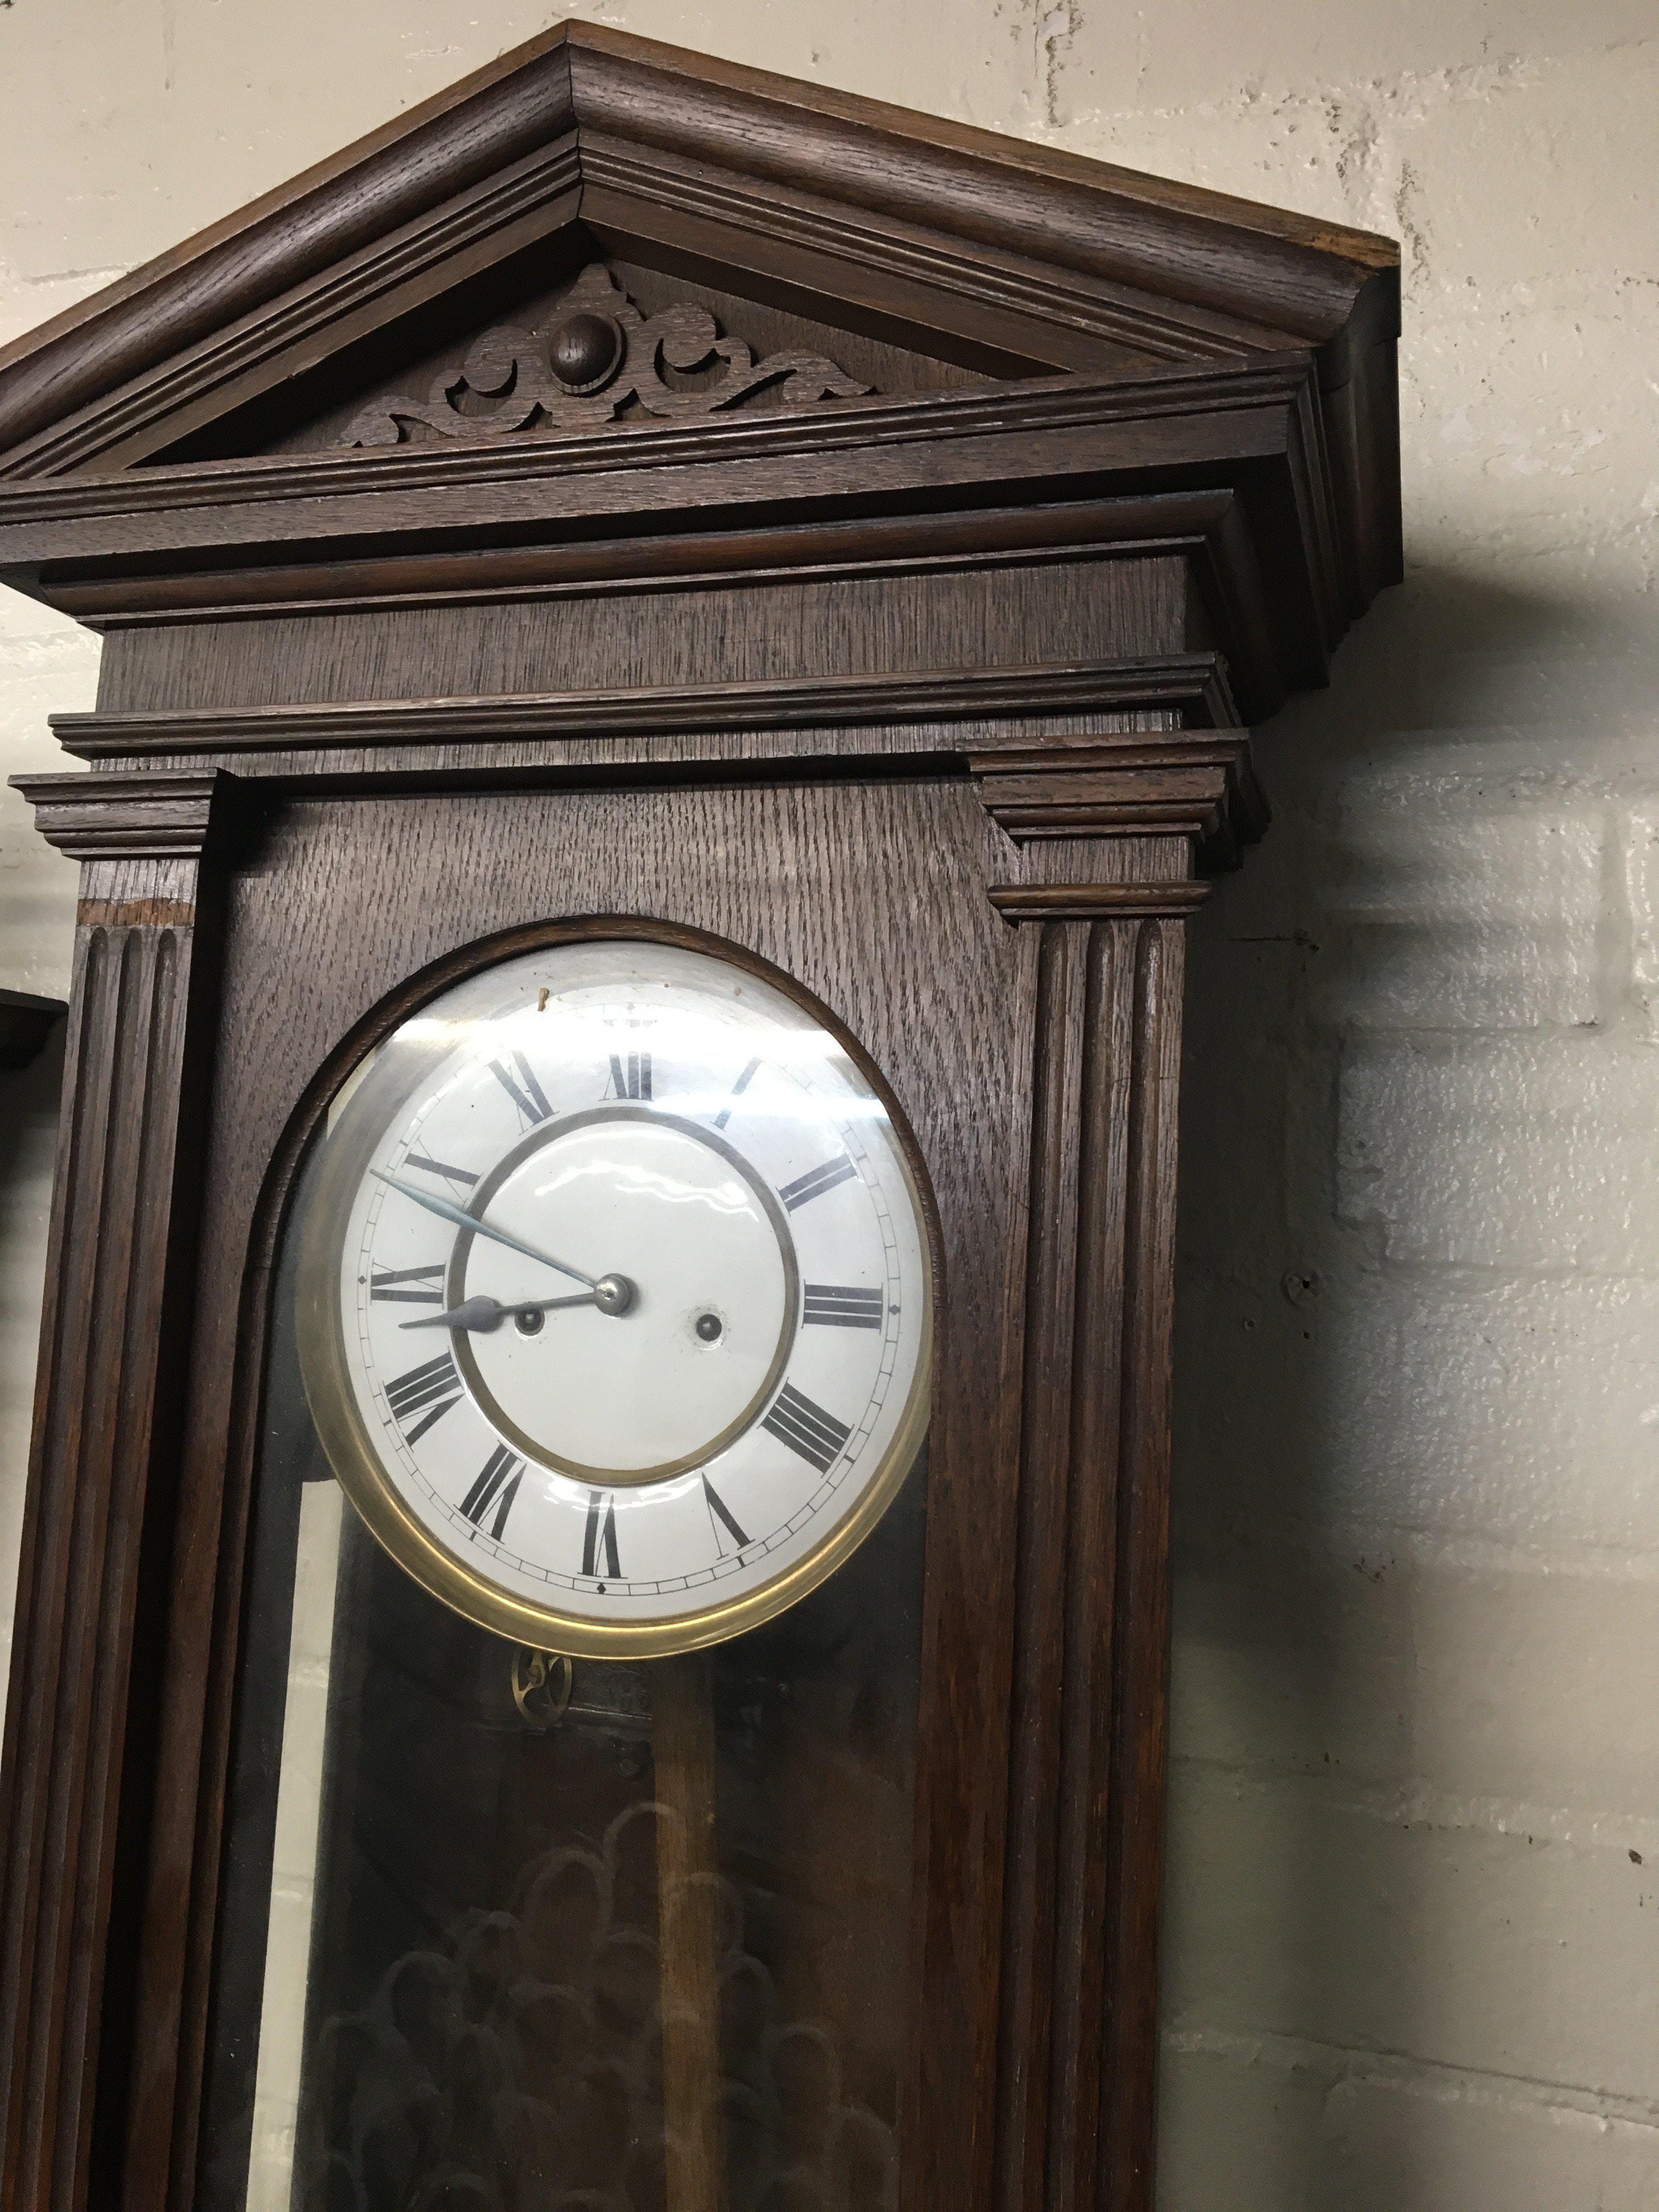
left=1167, top=1757, right=1659, bottom=1857
left=1186, top=1515, right=1659, bottom=1582
left=1162, top=2024, right=1659, bottom=2131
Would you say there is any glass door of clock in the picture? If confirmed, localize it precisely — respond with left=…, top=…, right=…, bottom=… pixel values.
left=199, top=1169, right=928, bottom=2212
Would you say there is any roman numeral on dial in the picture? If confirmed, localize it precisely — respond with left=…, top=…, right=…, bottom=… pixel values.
left=582, top=1491, right=621, bottom=1579
left=370, top=1263, right=446, bottom=1305
left=385, top=1351, right=462, bottom=1443
left=605, top=1050, right=652, bottom=1101
left=803, top=1284, right=885, bottom=1329
left=763, top=1383, right=853, bottom=1474
left=459, top=1444, right=523, bottom=1539
left=713, top=1056, right=760, bottom=1131
left=703, top=1475, right=749, bottom=1554
left=779, top=1156, right=856, bottom=1211
left=403, top=1153, right=477, bottom=1194
left=490, top=1051, right=554, bottom=1126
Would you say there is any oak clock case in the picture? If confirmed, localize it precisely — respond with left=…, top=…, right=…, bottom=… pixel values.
left=0, top=25, right=1403, bottom=2212
left=295, top=935, right=933, bottom=1655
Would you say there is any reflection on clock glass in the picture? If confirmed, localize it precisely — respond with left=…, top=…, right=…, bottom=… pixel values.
left=297, top=938, right=933, bottom=1654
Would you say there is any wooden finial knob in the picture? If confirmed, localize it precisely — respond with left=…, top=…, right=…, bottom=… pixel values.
left=549, top=309, right=624, bottom=394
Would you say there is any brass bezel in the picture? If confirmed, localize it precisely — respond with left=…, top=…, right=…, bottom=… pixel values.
left=295, top=932, right=934, bottom=1660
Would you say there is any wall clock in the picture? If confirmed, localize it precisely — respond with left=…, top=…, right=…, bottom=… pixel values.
left=0, top=24, right=1400, bottom=2212
left=296, top=934, right=932, bottom=1657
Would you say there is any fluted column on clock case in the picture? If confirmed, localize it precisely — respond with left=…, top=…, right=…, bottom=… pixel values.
left=989, top=879, right=1204, bottom=2212
left=0, top=771, right=235, bottom=2212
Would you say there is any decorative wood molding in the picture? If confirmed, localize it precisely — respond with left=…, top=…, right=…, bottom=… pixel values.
left=342, top=264, right=870, bottom=447
left=11, top=773, right=231, bottom=859
left=574, top=137, right=1256, bottom=374
left=0, top=138, right=587, bottom=485
left=49, top=656, right=1237, bottom=760
left=995, top=911, right=1184, bottom=2212
left=0, top=360, right=1311, bottom=524
left=0, top=83, right=583, bottom=475
left=0, top=368, right=1347, bottom=712
left=558, top=29, right=1396, bottom=351
left=973, top=734, right=1263, bottom=872
left=0, top=990, right=67, bottom=1070
left=988, top=883, right=1209, bottom=922
left=44, top=488, right=1243, bottom=629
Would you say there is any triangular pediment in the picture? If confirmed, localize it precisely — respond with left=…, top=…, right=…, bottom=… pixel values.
left=0, top=22, right=1402, bottom=707
left=0, top=20, right=1396, bottom=484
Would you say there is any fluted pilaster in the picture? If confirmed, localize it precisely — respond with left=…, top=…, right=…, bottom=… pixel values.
left=994, top=899, right=1188, bottom=2212
left=0, top=773, right=230, bottom=2212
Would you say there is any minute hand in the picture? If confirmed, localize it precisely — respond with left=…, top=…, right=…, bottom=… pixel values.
left=371, top=1170, right=597, bottom=1290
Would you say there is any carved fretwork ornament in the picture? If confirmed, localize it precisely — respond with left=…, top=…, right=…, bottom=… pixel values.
left=342, top=266, right=872, bottom=447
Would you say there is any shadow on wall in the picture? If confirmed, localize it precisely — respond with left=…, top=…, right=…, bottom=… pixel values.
left=1158, top=556, right=1601, bottom=2207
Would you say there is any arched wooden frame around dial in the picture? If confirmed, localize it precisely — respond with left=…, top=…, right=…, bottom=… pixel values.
left=287, top=917, right=938, bottom=1660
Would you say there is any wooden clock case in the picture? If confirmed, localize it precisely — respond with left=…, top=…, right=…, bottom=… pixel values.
left=0, top=25, right=1401, bottom=2212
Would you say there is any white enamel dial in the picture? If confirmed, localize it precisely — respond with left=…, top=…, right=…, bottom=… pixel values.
left=296, top=938, right=933, bottom=1656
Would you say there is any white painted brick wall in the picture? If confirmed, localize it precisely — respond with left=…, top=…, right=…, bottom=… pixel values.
left=1, top=3, right=1655, bottom=2204
left=1335, top=1034, right=1659, bottom=1269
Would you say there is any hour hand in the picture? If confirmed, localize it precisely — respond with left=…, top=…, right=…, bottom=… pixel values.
left=401, top=1290, right=596, bottom=1333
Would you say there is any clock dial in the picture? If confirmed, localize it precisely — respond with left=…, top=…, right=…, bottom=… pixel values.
left=296, top=938, right=933, bottom=1656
